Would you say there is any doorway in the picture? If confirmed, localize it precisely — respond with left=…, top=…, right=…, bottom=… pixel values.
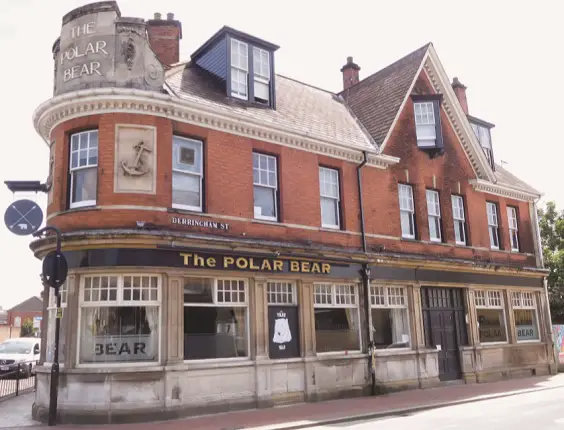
left=421, top=287, right=468, bottom=381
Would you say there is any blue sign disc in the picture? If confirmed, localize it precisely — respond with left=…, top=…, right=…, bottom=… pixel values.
left=4, top=199, right=44, bottom=236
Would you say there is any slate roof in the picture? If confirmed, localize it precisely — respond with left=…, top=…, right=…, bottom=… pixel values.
left=494, top=164, right=541, bottom=196
left=165, top=64, right=376, bottom=151
left=339, top=43, right=430, bottom=146
left=8, top=296, right=42, bottom=313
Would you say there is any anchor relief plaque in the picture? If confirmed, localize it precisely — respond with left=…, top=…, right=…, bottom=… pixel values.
left=114, top=125, right=157, bottom=194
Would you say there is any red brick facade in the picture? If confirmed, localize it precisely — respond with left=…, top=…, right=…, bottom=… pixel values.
left=46, top=66, right=537, bottom=268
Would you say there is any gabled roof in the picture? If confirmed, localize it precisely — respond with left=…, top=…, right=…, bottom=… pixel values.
left=494, top=164, right=541, bottom=196
left=339, top=43, right=430, bottom=147
left=8, top=296, right=42, bottom=313
left=165, top=63, right=378, bottom=152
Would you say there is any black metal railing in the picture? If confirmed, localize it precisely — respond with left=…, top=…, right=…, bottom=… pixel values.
left=0, top=360, right=37, bottom=402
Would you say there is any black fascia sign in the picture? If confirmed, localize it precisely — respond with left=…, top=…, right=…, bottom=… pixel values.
left=4, top=199, right=44, bottom=236
left=42, top=250, right=69, bottom=290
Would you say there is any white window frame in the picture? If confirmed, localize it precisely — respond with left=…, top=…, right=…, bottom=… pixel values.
left=45, top=283, right=68, bottom=366
left=474, top=289, right=508, bottom=345
left=183, top=277, right=250, bottom=362
left=76, top=274, right=162, bottom=368
left=451, top=195, right=467, bottom=245
left=511, top=291, right=540, bottom=343
left=253, top=152, right=278, bottom=221
left=486, top=202, right=500, bottom=249
left=172, top=136, right=203, bottom=212
left=69, top=130, right=98, bottom=209
left=507, top=206, right=520, bottom=252
left=230, top=38, right=249, bottom=100
left=252, top=46, right=270, bottom=103
left=398, top=184, right=415, bottom=239
left=414, top=101, right=437, bottom=147
left=267, top=281, right=297, bottom=306
left=319, top=167, right=341, bottom=229
left=426, top=190, right=441, bottom=242
left=369, top=285, right=411, bottom=351
left=313, top=283, right=362, bottom=355
left=471, top=123, right=493, bottom=166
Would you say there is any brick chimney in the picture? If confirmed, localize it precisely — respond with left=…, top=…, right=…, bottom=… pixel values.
left=452, top=77, right=469, bottom=115
left=341, top=56, right=361, bottom=91
left=146, top=12, right=183, bottom=67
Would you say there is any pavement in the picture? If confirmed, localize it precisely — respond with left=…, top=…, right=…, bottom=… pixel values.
left=304, top=385, right=564, bottom=429
left=1, top=373, right=564, bottom=430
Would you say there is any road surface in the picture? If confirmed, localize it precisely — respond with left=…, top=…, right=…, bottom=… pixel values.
left=305, top=385, right=564, bottom=429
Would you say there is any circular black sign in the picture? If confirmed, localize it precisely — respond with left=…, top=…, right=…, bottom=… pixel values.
left=4, top=199, right=44, bottom=236
left=42, top=251, right=68, bottom=289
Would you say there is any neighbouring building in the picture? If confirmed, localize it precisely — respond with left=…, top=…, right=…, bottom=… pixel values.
left=0, top=297, right=44, bottom=342
left=29, top=1, right=555, bottom=424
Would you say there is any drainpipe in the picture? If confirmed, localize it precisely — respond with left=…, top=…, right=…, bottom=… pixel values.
left=357, top=151, right=375, bottom=394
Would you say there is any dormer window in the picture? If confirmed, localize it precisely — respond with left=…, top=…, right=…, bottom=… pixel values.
left=230, top=39, right=249, bottom=100
left=468, top=116, right=496, bottom=171
left=191, top=27, right=279, bottom=108
left=412, top=95, right=444, bottom=156
left=253, top=47, right=270, bottom=104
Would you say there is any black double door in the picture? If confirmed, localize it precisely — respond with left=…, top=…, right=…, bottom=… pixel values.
left=421, top=287, right=468, bottom=381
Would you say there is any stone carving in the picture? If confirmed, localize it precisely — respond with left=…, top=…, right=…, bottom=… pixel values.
left=114, top=125, right=156, bottom=194
left=121, top=140, right=152, bottom=176
left=122, top=37, right=136, bottom=71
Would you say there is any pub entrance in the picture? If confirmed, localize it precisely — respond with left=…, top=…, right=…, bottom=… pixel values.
left=421, top=287, right=468, bottom=381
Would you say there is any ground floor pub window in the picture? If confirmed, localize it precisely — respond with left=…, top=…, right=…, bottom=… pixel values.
left=78, top=274, right=160, bottom=364
left=184, top=277, right=248, bottom=359
left=313, top=283, right=360, bottom=353
left=474, top=290, right=507, bottom=343
left=370, top=285, right=410, bottom=349
left=267, top=281, right=300, bottom=359
left=46, top=283, right=68, bottom=364
left=512, top=291, right=540, bottom=341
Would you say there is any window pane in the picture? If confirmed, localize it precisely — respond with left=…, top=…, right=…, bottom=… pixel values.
left=321, top=197, right=339, bottom=227
left=400, top=211, right=414, bottom=237
left=173, top=137, right=202, bottom=174
left=455, top=220, right=465, bottom=244
left=72, top=167, right=97, bottom=204
left=314, top=308, right=360, bottom=353
left=429, top=216, right=441, bottom=241
left=254, top=185, right=276, bottom=218
left=514, top=309, right=539, bottom=341
left=254, top=81, right=269, bottom=101
left=372, top=308, right=410, bottom=349
left=183, top=278, right=214, bottom=303
left=79, top=306, right=159, bottom=363
left=184, top=307, right=247, bottom=359
left=172, top=172, right=201, bottom=208
left=477, top=308, right=507, bottom=343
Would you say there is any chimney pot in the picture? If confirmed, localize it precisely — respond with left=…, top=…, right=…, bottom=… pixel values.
left=154, top=12, right=161, bottom=20
left=167, top=12, right=174, bottom=20
left=340, top=56, right=361, bottom=91
left=451, top=77, right=469, bottom=115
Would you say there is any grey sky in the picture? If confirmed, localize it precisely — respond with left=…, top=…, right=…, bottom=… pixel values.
left=0, top=0, right=561, bottom=309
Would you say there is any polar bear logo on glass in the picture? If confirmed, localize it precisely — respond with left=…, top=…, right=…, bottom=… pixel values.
left=273, top=317, right=292, bottom=344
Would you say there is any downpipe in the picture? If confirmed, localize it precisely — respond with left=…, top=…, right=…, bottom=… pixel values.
left=356, top=151, right=376, bottom=394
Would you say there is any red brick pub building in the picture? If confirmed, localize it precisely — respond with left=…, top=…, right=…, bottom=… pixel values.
left=30, top=1, right=555, bottom=424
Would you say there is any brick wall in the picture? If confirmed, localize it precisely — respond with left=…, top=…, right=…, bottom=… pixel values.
left=146, top=20, right=181, bottom=66
left=47, top=100, right=537, bottom=267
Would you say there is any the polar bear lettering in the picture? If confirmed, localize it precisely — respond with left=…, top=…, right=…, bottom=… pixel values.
left=273, top=317, right=292, bottom=344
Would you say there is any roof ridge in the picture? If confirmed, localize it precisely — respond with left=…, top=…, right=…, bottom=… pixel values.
left=276, top=74, right=335, bottom=95
left=338, top=42, right=431, bottom=95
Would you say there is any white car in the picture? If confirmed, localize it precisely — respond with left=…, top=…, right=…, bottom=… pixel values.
left=0, top=338, right=41, bottom=378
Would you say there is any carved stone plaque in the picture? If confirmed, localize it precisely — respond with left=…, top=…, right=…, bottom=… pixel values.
left=114, top=125, right=157, bottom=194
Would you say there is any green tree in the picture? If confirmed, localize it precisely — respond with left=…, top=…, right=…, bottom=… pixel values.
left=538, top=201, right=564, bottom=323
left=20, top=318, right=35, bottom=337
